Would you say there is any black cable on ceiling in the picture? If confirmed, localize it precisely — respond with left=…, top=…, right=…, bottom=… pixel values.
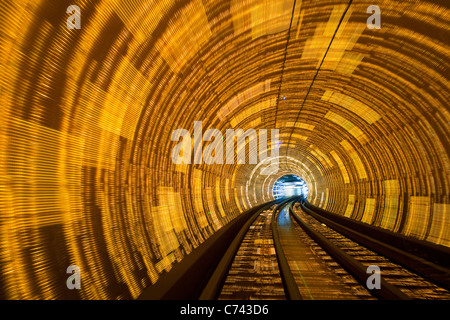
left=285, top=0, right=354, bottom=172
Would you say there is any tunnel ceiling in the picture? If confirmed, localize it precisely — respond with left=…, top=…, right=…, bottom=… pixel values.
left=0, top=0, right=449, bottom=299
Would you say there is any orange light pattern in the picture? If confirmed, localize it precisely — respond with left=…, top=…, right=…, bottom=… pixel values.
left=0, top=0, right=449, bottom=299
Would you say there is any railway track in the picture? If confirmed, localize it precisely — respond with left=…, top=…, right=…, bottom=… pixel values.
left=199, top=197, right=450, bottom=300
left=218, top=204, right=285, bottom=299
left=291, top=200, right=450, bottom=300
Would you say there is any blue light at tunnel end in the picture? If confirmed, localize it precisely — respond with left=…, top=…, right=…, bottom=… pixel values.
left=273, top=174, right=309, bottom=199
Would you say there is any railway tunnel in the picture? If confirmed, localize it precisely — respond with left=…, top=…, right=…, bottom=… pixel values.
left=0, top=0, right=449, bottom=301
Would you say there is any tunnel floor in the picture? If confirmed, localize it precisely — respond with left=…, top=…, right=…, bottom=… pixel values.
left=189, top=198, right=450, bottom=301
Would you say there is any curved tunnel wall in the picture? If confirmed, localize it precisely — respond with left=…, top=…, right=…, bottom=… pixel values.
left=0, top=0, right=448, bottom=299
